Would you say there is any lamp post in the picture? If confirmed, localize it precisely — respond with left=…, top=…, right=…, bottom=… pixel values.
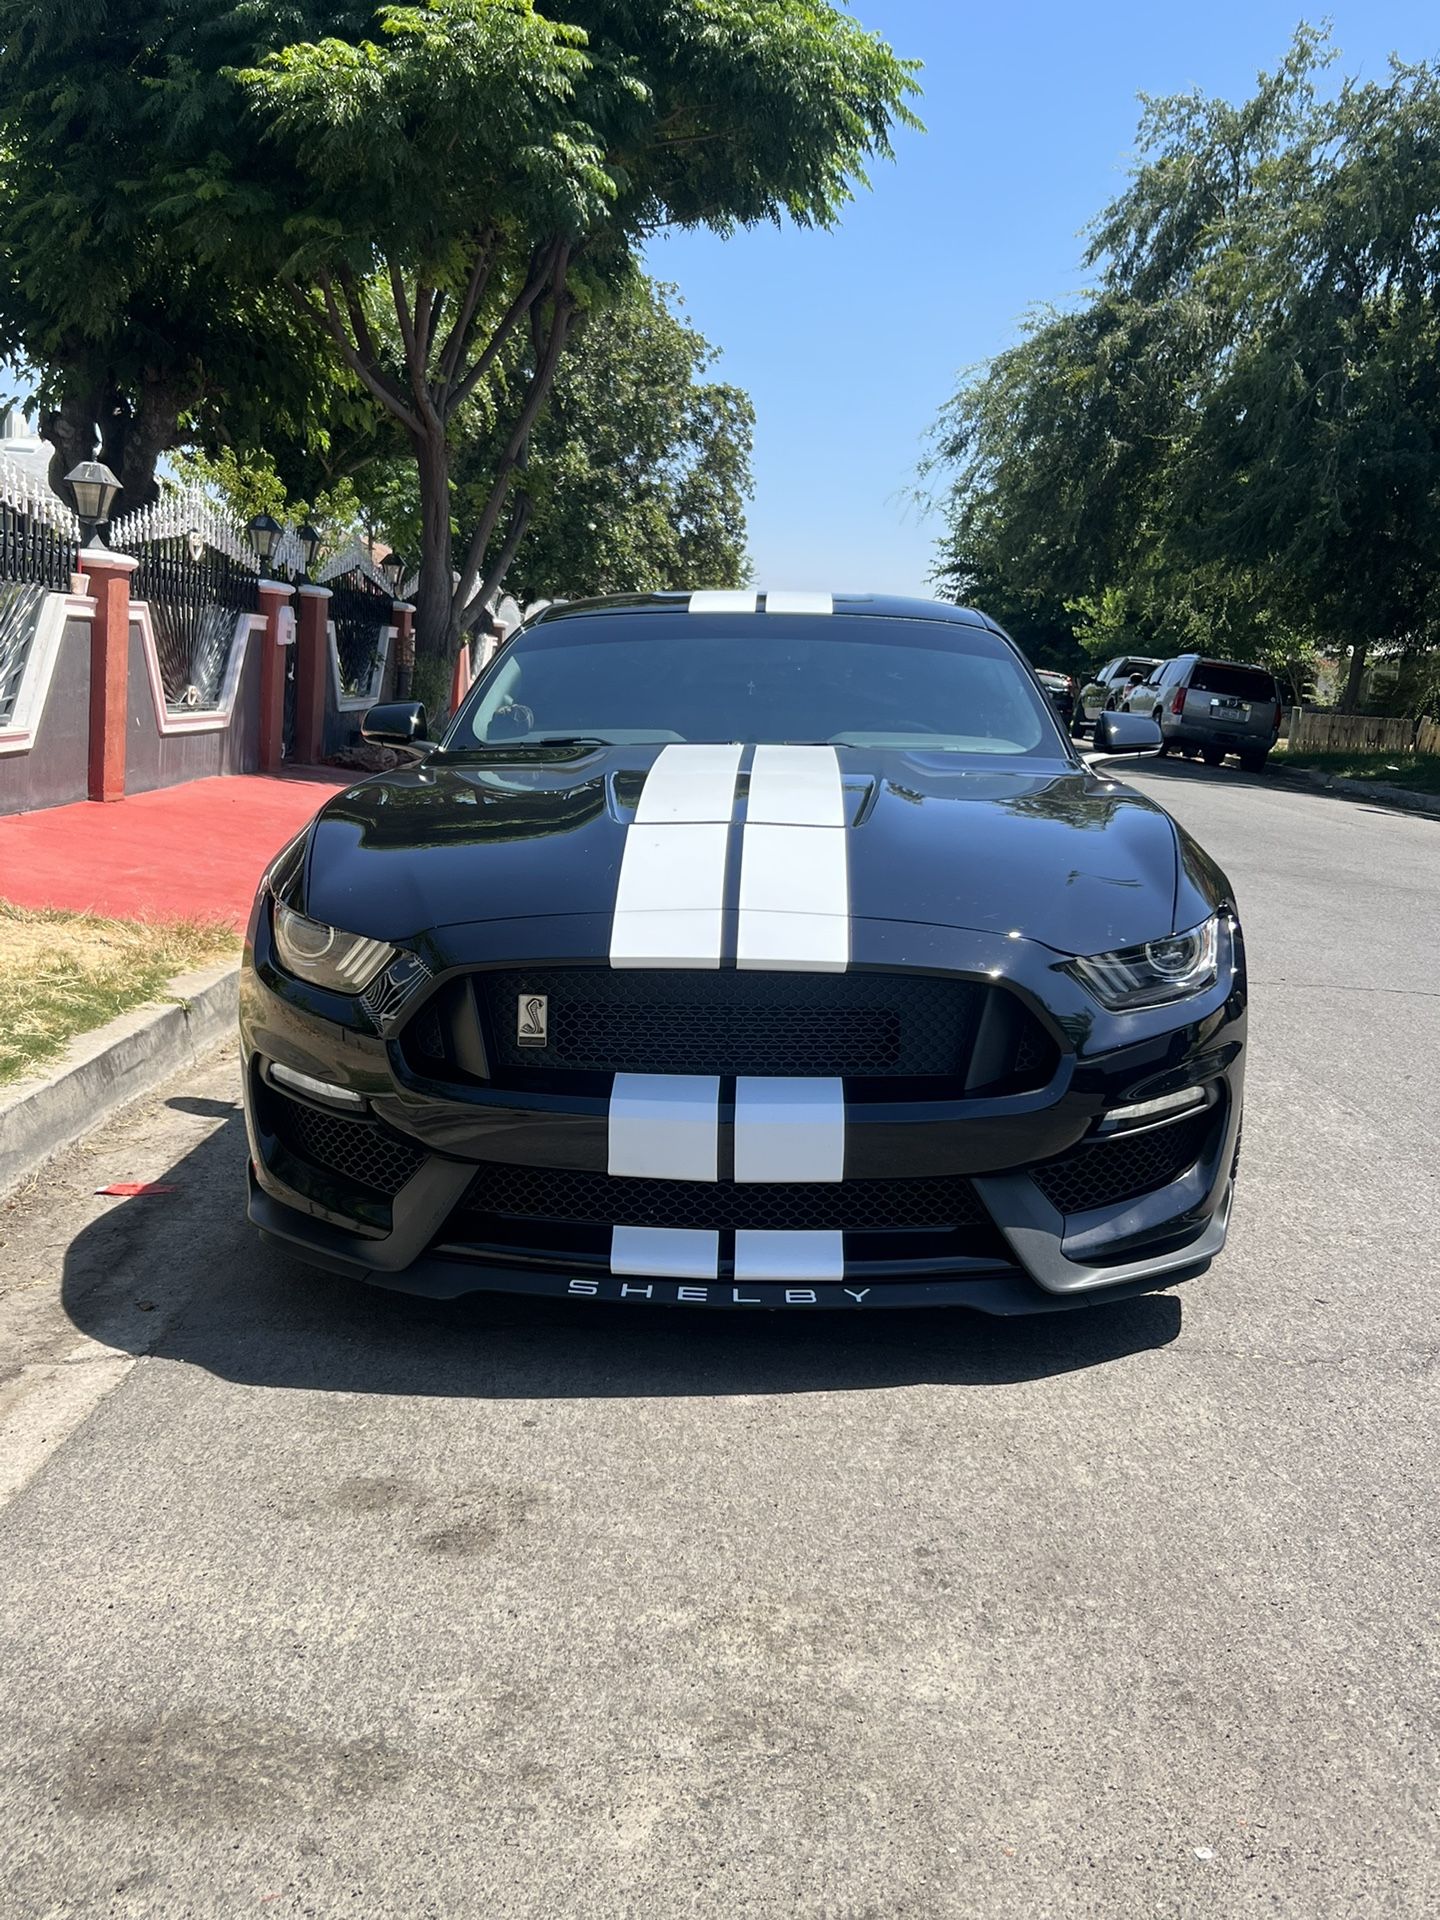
left=245, top=512, right=282, bottom=576
left=382, top=552, right=414, bottom=698
left=66, top=462, right=122, bottom=550
left=295, top=522, right=322, bottom=586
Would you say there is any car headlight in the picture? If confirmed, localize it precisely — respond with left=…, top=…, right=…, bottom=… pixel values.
left=273, top=903, right=396, bottom=993
left=1066, top=913, right=1225, bottom=1010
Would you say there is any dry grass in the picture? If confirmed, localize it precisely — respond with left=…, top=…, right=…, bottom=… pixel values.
left=0, top=902, right=238, bottom=1086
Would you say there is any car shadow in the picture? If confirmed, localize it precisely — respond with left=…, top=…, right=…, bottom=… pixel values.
left=61, top=1113, right=1184, bottom=1401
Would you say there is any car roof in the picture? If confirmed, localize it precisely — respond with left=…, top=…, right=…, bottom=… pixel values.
left=529, top=591, right=1000, bottom=632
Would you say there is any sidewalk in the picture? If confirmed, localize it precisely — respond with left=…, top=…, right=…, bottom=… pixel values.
left=0, top=772, right=351, bottom=930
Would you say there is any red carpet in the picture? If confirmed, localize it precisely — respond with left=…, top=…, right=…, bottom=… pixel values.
left=0, top=773, right=352, bottom=931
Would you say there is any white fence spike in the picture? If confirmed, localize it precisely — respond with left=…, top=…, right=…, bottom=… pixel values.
left=0, top=450, right=80, bottom=536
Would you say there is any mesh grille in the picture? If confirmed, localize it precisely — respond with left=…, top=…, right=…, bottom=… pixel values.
left=271, top=1089, right=426, bottom=1197
left=1031, top=1110, right=1213, bottom=1215
left=477, top=968, right=1026, bottom=1080
left=459, top=1162, right=989, bottom=1234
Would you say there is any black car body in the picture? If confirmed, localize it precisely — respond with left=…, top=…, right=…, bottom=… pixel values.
left=242, top=594, right=1246, bottom=1315
left=1034, top=669, right=1076, bottom=729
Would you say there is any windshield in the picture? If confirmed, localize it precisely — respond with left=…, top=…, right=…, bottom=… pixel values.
left=445, top=614, right=1069, bottom=757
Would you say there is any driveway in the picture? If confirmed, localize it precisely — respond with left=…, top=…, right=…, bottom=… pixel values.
left=1, top=762, right=1436, bottom=1918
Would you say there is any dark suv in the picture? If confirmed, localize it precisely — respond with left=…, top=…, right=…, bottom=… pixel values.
left=1121, top=656, right=1283, bottom=771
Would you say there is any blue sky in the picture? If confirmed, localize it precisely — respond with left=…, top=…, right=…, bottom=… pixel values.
left=648, top=1, right=1440, bottom=597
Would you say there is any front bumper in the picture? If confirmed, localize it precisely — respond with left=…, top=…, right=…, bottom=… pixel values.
left=241, top=904, right=1246, bottom=1315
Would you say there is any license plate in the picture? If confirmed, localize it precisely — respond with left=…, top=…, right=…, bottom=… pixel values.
left=1208, top=698, right=1249, bottom=723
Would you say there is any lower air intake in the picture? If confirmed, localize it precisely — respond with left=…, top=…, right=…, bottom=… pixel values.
left=1030, top=1109, right=1214, bottom=1215
left=268, top=1089, right=426, bottom=1197
left=459, top=1162, right=990, bottom=1235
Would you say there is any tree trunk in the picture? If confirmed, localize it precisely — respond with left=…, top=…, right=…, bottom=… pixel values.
left=412, top=426, right=459, bottom=715
left=99, top=373, right=181, bottom=511
left=42, top=379, right=104, bottom=503
left=1339, top=638, right=1370, bottom=713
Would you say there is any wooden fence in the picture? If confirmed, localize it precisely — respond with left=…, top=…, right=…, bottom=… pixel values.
left=1289, top=709, right=1440, bottom=756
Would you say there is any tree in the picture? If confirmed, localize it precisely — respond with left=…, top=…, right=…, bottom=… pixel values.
left=465, top=278, right=754, bottom=601
left=928, top=30, right=1440, bottom=713
left=0, top=2, right=361, bottom=507
left=183, top=276, right=755, bottom=602
left=170, top=0, right=917, bottom=699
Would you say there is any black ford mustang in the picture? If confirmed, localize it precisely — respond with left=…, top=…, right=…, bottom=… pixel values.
left=242, top=593, right=1245, bottom=1314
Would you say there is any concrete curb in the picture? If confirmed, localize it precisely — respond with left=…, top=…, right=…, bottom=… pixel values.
left=0, top=960, right=239, bottom=1198
left=1276, top=763, right=1440, bottom=818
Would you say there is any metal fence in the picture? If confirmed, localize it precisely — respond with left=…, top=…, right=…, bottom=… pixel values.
left=0, top=501, right=77, bottom=591
left=326, top=566, right=393, bottom=699
left=0, top=451, right=79, bottom=593
left=131, top=539, right=259, bottom=710
left=0, top=580, right=50, bottom=728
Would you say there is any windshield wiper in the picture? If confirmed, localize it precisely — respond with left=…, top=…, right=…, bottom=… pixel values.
left=443, top=734, right=615, bottom=757
left=525, top=735, right=615, bottom=749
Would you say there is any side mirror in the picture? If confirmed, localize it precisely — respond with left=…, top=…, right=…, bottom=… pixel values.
left=1093, top=709, right=1162, bottom=757
left=361, top=701, right=428, bottom=748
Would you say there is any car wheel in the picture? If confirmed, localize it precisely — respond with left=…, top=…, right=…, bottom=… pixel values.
left=1181, top=742, right=1200, bottom=759
left=1238, top=748, right=1269, bottom=773
left=1201, top=745, right=1225, bottom=767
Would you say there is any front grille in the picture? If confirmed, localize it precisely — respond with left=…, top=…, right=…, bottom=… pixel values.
left=1031, top=1110, right=1213, bottom=1215
left=458, top=1161, right=988, bottom=1234
left=471, top=967, right=1053, bottom=1085
left=269, top=1089, right=426, bottom=1197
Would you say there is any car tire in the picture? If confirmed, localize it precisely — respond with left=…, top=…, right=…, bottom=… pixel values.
left=1201, top=745, right=1226, bottom=767
left=1181, top=742, right=1200, bottom=759
left=1238, top=748, right=1269, bottom=773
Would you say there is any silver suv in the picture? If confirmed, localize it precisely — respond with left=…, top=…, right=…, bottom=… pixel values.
left=1120, top=656, right=1282, bottom=771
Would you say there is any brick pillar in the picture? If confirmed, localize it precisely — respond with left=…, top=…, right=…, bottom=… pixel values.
left=257, top=580, right=295, bottom=773
left=393, top=602, right=415, bottom=702
left=79, top=548, right=139, bottom=803
left=294, top=583, right=333, bottom=767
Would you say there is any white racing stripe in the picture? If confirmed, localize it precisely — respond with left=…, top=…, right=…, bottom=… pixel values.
left=764, top=591, right=834, bottom=616
left=635, top=743, right=742, bottom=824
left=610, top=822, right=729, bottom=969
left=737, top=824, right=849, bottom=973
left=689, top=590, right=758, bottom=615
left=609, top=1073, right=720, bottom=1183
left=746, top=744, right=846, bottom=827
left=734, top=1231, right=845, bottom=1282
left=612, top=1226, right=720, bottom=1279
left=734, top=1077, right=844, bottom=1184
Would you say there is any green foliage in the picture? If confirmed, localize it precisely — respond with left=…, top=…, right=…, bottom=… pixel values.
left=928, top=28, right=1440, bottom=714
left=183, top=0, right=918, bottom=661
left=345, top=279, right=753, bottom=598
left=1, top=0, right=914, bottom=663
left=493, top=281, right=754, bottom=598
left=0, top=2, right=359, bottom=502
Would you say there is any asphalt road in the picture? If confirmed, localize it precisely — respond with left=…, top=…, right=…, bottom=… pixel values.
left=1, top=760, right=1436, bottom=1919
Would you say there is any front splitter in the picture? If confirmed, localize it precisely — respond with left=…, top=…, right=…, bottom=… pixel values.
left=257, top=1227, right=1202, bottom=1316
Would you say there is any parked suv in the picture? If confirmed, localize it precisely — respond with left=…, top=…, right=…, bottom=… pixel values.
left=1121, top=657, right=1282, bottom=770
left=1078, top=656, right=1161, bottom=731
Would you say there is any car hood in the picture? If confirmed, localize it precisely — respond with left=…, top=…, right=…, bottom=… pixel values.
left=301, top=747, right=1185, bottom=956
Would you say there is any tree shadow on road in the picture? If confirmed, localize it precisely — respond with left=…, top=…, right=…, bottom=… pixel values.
left=1125, top=752, right=1440, bottom=819
left=61, top=1112, right=1184, bottom=1401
